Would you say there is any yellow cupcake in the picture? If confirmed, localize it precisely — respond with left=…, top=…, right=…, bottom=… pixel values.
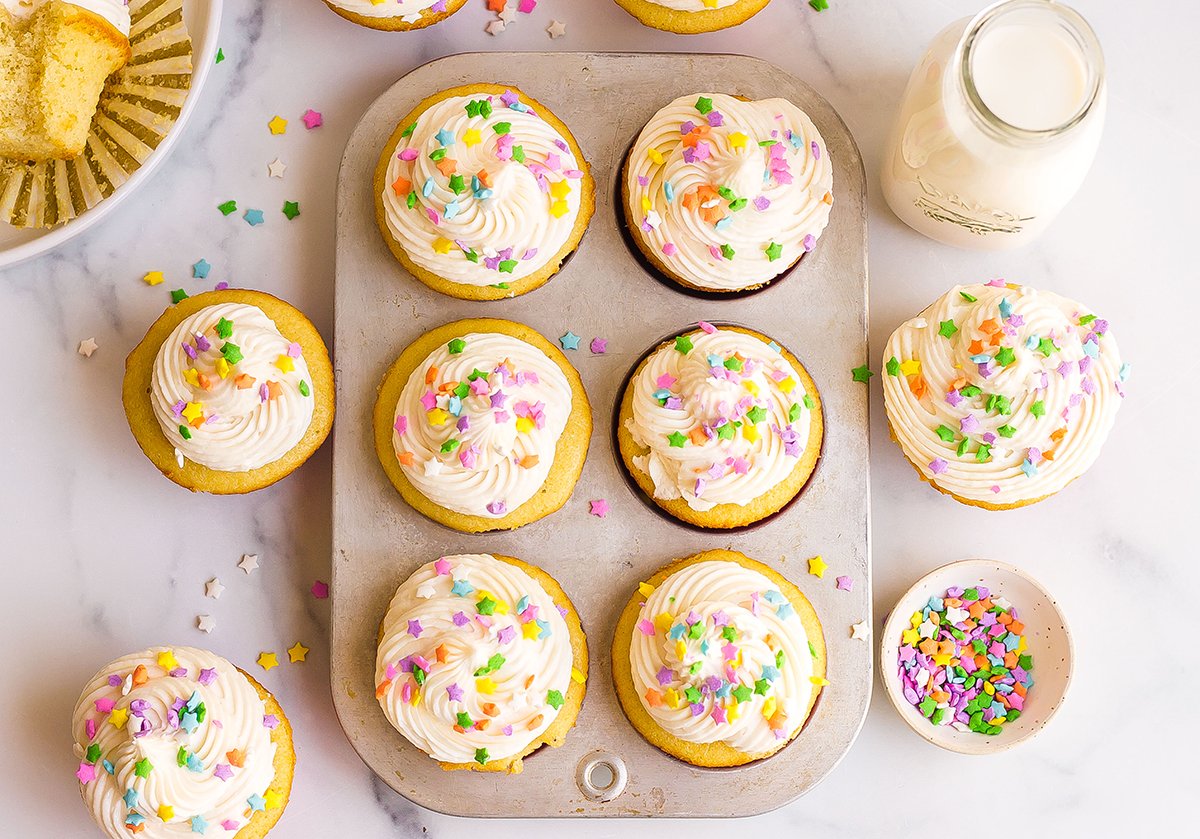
left=611, top=0, right=771, bottom=34
left=122, top=289, right=335, bottom=495
left=374, top=83, right=594, bottom=301
left=321, top=0, right=468, bottom=31
left=612, top=550, right=826, bottom=767
left=617, top=324, right=822, bottom=529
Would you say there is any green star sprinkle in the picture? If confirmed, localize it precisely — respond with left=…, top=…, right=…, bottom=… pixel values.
left=976, top=443, right=992, bottom=462
left=1030, top=400, right=1046, bottom=418
left=788, top=403, right=802, bottom=423
left=216, top=317, right=233, bottom=339
left=935, top=425, right=956, bottom=443
left=996, top=346, right=1015, bottom=366
left=474, top=748, right=489, bottom=765
left=716, top=422, right=736, bottom=440
left=684, top=687, right=702, bottom=704
left=400, top=121, right=417, bottom=139
left=220, top=342, right=243, bottom=365
left=546, top=690, right=565, bottom=710
left=723, top=356, right=742, bottom=371
left=217, top=200, right=237, bottom=216
left=722, top=626, right=737, bottom=642
left=960, top=291, right=978, bottom=302
left=961, top=384, right=982, bottom=398
left=938, top=320, right=958, bottom=338
left=215, top=47, right=225, bottom=64
left=134, top=758, right=153, bottom=778
left=754, top=679, right=771, bottom=695
left=476, top=597, right=496, bottom=616
left=765, top=242, right=783, bottom=261
left=852, top=364, right=874, bottom=383
left=667, top=431, right=688, bottom=448
left=511, top=145, right=526, bottom=164
left=809, top=0, right=829, bottom=10
left=746, top=406, right=767, bottom=424
left=732, top=684, right=752, bottom=704
left=1079, top=314, right=1096, bottom=325
left=448, top=338, right=466, bottom=355
left=803, top=394, right=816, bottom=409
left=179, top=425, right=192, bottom=440
left=170, top=289, right=189, bottom=304
left=440, top=439, right=460, bottom=454
left=885, top=357, right=901, bottom=376
left=695, top=96, right=714, bottom=114
left=406, top=191, right=418, bottom=210
left=997, top=424, right=1015, bottom=437
left=1037, top=337, right=1057, bottom=357
left=456, top=712, right=474, bottom=729
left=493, top=122, right=511, bottom=135
left=474, top=654, right=506, bottom=676
left=282, top=201, right=300, bottom=220
left=720, top=244, right=735, bottom=260
left=86, top=744, right=101, bottom=764
left=956, top=438, right=969, bottom=457
left=453, top=382, right=470, bottom=399
left=298, top=380, right=310, bottom=397
left=674, top=335, right=693, bottom=354
left=498, top=259, right=518, bottom=273
left=449, top=174, right=465, bottom=194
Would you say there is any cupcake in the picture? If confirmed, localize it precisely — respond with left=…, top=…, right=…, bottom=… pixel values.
left=0, top=0, right=131, bottom=160
left=882, top=281, right=1128, bottom=509
left=122, top=289, right=335, bottom=494
left=374, top=318, right=592, bottom=532
left=616, top=323, right=822, bottom=529
left=72, top=646, right=294, bottom=837
left=376, top=553, right=588, bottom=774
left=374, top=83, right=594, bottom=300
left=612, top=549, right=826, bottom=767
left=321, top=0, right=467, bottom=30
left=623, top=93, right=833, bottom=294
left=611, top=0, right=771, bottom=34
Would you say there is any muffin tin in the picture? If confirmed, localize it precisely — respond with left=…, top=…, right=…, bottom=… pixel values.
left=330, top=51, right=870, bottom=818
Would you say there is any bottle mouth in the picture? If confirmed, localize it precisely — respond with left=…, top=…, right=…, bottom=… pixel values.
left=959, top=0, right=1105, bottom=143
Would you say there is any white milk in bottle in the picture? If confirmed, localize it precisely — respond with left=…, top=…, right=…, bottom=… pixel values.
left=881, top=0, right=1105, bottom=249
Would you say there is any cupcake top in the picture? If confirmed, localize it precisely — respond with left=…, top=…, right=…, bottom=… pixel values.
left=626, top=93, right=833, bottom=292
left=2, top=0, right=131, bottom=35
left=625, top=324, right=816, bottom=511
left=391, top=331, right=573, bottom=518
left=150, top=302, right=315, bottom=473
left=641, top=0, right=739, bottom=9
left=375, top=554, right=577, bottom=765
left=381, top=88, right=587, bottom=288
left=325, top=0, right=445, bottom=22
left=630, top=560, right=816, bottom=753
left=883, top=281, right=1128, bottom=506
left=72, top=647, right=280, bottom=838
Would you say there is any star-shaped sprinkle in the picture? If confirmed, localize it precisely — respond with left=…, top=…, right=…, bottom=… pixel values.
left=559, top=331, right=580, bottom=350
left=667, top=430, right=688, bottom=447
left=590, top=337, right=607, bottom=354
left=546, top=19, right=566, bottom=38
left=77, top=337, right=98, bottom=357
left=850, top=620, right=869, bottom=640
left=263, top=789, right=284, bottom=810
left=301, top=109, right=323, bottom=130
left=311, top=580, right=329, bottom=599
left=205, top=577, right=225, bottom=599
left=213, top=763, right=233, bottom=781
left=808, top=555, right=828, bottom=578
left=268, top=115, right=287, bottom=135
left=851, top=365, right=873, bottom=382
left=191, top=258, right=211, bottom=279
left=247, top=793, right=266, bottom=812
left=75, top=761, right=95, bottom=784
left=267, top=158, right=287, bottom=178
left=134, top=758, right=153, bottom=778
left=257, top=652, right=278, bottom=672
left=197, top=614, right=215, bottom=633
left=589, top=499, right=609, bottom=518
left=485, top=18, right=506, bottom=35
left=143, top=270, right=164, bottom=285
left=190, top=815, right=208, bottom=833
left=835, top=575, right=853, bottom=592
left=287, top=642, right=309, bottom=663
left=243, top=209, right=264, bottom=226
left=499, top=4, right=517, bottom=22
left=765, top=241, right=783, bottom=261
left=239, top=553, right=259, bottom=574
left=217, top=200, right=237, bottom=216
left=282, top=201, right=300, bottom=220
left=214, top=47, right=224, bottom=63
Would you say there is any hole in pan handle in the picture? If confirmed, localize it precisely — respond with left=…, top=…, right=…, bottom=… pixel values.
left=575, top=750, right=628, bottom=802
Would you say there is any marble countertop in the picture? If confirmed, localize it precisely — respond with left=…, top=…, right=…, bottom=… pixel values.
left=2, top=0, right=1192, bottom=835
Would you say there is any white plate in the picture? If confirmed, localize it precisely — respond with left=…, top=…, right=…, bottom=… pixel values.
left=0, top=0, right=223, bottom=270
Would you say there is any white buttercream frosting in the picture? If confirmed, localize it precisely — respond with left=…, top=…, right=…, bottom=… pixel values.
left=381, top=89, right=586, bottom=288
left=325, top=0, right=441, bottom=23
left=625, top=326, right=815, bottom=511
left=150, top=303, right=315, bottom=473
left=882, top=281, right=1127, bottom=505
left=71, top=647, right=281, bottom=838
left=643, top=0, right=737, bottom=10
left=625, top=93, right=833, bottom=291
left=376, top=554, right=576, bottom=765
left=2, top=0, right=131, bottom=37
left=630, top=559, right=816, bottom=755
left=391, top=330, right=573, bottom=518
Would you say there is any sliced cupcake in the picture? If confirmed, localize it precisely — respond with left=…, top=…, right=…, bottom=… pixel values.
left=374, top=318, right=591, bottom=532
left=617, top=323, right=822, bottom=529
left=881, top=281, right=1128, bottom=509
left=612, top=549, right=826, bottom=767
left=376, top=553, right=588, bottom=773
left=122, top=289, right=335, bottom=494
left=322, top=0, right=467, bottom=31
left=72, top=646, right=294, bottom=837
left=622, top=92, right=833, bottom=293
left=611, top=0, right=772, bottom=34
left=374, top=83, right=594, bottom=300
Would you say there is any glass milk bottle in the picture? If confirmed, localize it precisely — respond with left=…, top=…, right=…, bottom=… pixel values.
left=881, top=0, right=1105, bottom=249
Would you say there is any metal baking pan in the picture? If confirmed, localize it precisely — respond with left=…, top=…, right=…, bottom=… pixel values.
left=331, top=51, right=870, bottom=818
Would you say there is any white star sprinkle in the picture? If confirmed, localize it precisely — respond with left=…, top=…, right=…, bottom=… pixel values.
left=77, top=337, right=98, bottom=357
left=850, top=620, right=870, bottom=641
left=239, top=553, right=259, bottom=574
left=498, top=6, right=517, bottom=24
left=267, top=158, right=287, bottom=178
left=205, top=577, right=225, bottom=599
left=546, top=19, right=566, bottom=39
left=174, top=448, right=184, bottom=469
left=485, top=18, right=506, bottom=35
left=197, top=614, right=215, bottom=633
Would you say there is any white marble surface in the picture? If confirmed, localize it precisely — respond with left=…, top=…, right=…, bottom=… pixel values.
left=1, top=0, right=1193, bottom=835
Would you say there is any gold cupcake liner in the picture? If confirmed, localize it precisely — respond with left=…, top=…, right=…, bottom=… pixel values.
left=0, top=0, right=193, bottom=229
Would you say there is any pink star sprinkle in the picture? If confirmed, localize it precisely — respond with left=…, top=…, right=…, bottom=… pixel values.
left=301, top=109, right=323, bottom=129
left=434, top=557, right=452, bottom=576
left=589, top=499, right=610, bottom=518
left=311, top=580, right=329, bottom=599
left=75, top=762, right=96, bottom=784
left=835, top=575, right=853, bottom=592
left=590, top=337, right=607, bottom=354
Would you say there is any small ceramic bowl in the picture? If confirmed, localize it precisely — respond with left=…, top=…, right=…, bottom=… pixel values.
left=880, top=559, right=1073, bottom=755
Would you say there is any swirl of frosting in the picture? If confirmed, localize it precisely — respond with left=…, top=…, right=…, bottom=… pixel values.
left=2, top=0, right=131, bottom=36
left=150, top=303, right=315, bottom=473
left=381, top=89, right=586, bottom=287
left=376, top=554, right=576, bottom=765
left=625, top=93, right=833, bottom=292
left=392, top=331, right=573, bottom=518
left=882, top=282, right=1128, bottom=506
left=630, top=559, right=815, bottom=754
left=625, top=326, right=815, bottom=511
left=324, top=0, right=443, bottom=22
left=71, top=647, right=281, bottom=838
left=642, top=0, right=738, bottom=10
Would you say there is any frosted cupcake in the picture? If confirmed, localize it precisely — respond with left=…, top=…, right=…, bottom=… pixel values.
left=617, top=323, right=822, bottom=529
left=882, top=281, right=1128, bottom=509
left=375, top=83, right=594, bottom=300
left=612, top=550, right=826, bottom=767
left=72, top=646, right=294, bottom=837
left=611, top=0, right=772, bottom=34
left=376, top=553, right=588, bottom=774
left=374, top=318, right=592, bottom=532
left=321, top=0, right=467, bottom=31
left=122, top=289, right=335, bottom=494
left=623, top=92, right=833, bottom=293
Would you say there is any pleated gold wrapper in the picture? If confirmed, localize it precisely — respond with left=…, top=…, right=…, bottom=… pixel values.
left=0, top=0, right=193, bottom=229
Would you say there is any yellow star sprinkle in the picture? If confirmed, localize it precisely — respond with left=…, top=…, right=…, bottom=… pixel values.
left=727, top=699, right=741, bottom=721
left=778, top=376, right=796, bottom=392
left=268, top=115, right=288, bottom=135
left=549, top=179, right=571, bottom=199
left=432, top=237, right=454, bottom=254
left=522, top=621, right=541, bottom=641
left=182, top=369, right=200, bottom=387
left=742, top=423, right=759, bottom=443
left=287, top=642, right=309, bottom=663
left=157, top=650, right=179, bottom=671
left=674, top=639, right=687, bottom=661
left=571, top=667, right=586, bottom=684
left=143, top=270, right=164, bottom=286
left=810, top=676, right=830, bottom=687
left=109, top=708, right=129, bottom=730
left=463, top=128, right=482, bottom=147
left=257, top=652, right=279, bottom=672
left=703, top=0, right=719, bottom=8
left=743, top=380, right=759, bottom=396
left=426, top=408, right=451, bottom=427
left=640, top=195, right=652, bottom=213
left=638, top=581, right=656, bottom=598
left=899, top=359, right=921, bottom=376
left=181, top=402, right=203, bottom=423
left=653, top=612, right=673, bottom=633
left=263, top=790, right=284, bottom=810
left=549, top=199, right=569, bottom=218
left=807, top=555, right=828, bottom=578
left=410, top=688, right=421, bottom=706
left=728, top=131, right=749, bottom=150
left=901, top=627, right=920, bottom=646
left=762, top=696, right=777, bottom=720
left=476, top=677, right=497, bottom=694
left=158, top=805, right=174, bottom=822
left=664, top=688, right=681, bottom=709
left=909, top=611, right=923, bottom=629
left=274, top=355, right=295, bottom=374
left=647, top=148, right=664, bottom=165
left=215, top=357, right=230, bottom=379
left=932, top=654, right=953, bottom=667
left=515, top=416, right=535, bottom=433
